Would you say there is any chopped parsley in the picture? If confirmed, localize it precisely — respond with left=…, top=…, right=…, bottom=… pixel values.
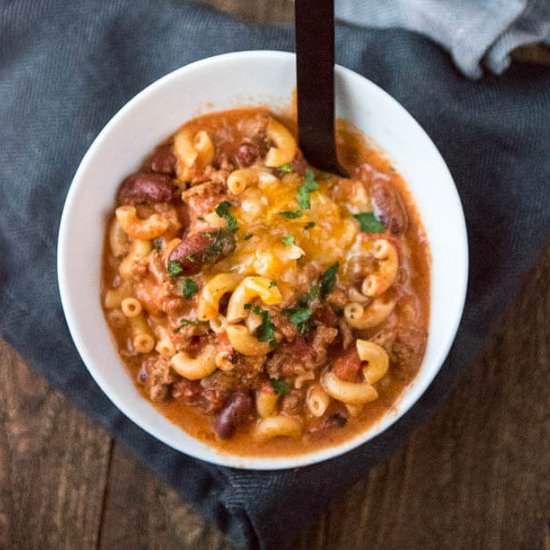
left=297, top=169, right=319, bottom=209
left=215, top=201, right=239, bottom=233
left=167, top=260, right=184, bottom=277
left=279, top=210, right=304, bottom=219
left=270, top=379, right=290, bottom=396
left=153, top=238, right=163, bottom=251
left=174, top=319, right=207, bottom=333
left=181, top=278, right=198, bottom=299
left=307, top=285, right=320, bottom=300
left=282, top=234, right=295, bottom=246
left=320, top=263, right=339, bottom=298
left=304, top=221, right=316, bottom=230
left=197, top=216, right=206, bottom=222
left=269, top=280, right=277, bottom=288
left=278, top=163, right=293, bottom=174
left=243, top=233, right=253, bottom=240
left=354, top=211, right=385, bottom=233
left=251, top=305, right=277, bottom=347
left=297, top=284, right=319, bottom=307
left=284, top=306, right=313, bottom=334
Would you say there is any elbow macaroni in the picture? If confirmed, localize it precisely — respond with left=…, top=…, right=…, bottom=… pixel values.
left=115, top=206, right=169, bottom=240
left=254, top=415, right=303, bottom=441
left=356, top=339, right=389, bottom=384
left=321, top=371, right=379, bottom=405
left=118, top=239, right=152, bottom=280
left=226, top=276, right=282, bottom=323
left=362, top=239, right=399, bottom=297
left=170, top=344, right=217, bottom=380
left=264, top=118, right=297, bottom=167
left=256, top=386, right=279, bottom=418
left=174, top=128, right=215, bottom=181
left=344, top=297, right=396, bottom=329
left=225, top=325, right=270, bottom=356
left=197, top=273, right=243, bottom=321
left=227, top=168, right=259, bottom=194
left=155, top=325, right=176, bottom=357
left=306, top=384, right=331, bottom=417
left=129, top=314, right=155, bottom=354
left=109, top=218, right=128, bottom=257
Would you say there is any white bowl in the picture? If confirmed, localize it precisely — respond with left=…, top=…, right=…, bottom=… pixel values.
left=58, top=51, right=468, bottom=470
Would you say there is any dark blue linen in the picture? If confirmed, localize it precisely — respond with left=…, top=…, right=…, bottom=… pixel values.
left=1, top=2, right=549, bottom=549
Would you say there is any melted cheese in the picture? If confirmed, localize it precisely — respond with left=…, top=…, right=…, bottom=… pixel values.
left=209, top=171, right=359, bottom=302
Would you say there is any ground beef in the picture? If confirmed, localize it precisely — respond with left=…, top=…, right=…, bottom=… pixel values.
left=181, top=181, right=229, bottom=220
left=338, top=318, right=353, bottom=350
left=326, top=286, right=348, bottom=309
left=391, top=327, right=427, bottom=380
left=312, top=303, right=339, bottom=328
left=280, top=389, right=305, bottom=415
left=172, top=378, right=227, bottom=414
left=266, top=336, right=315, bottom=379
left=191, top=166, right=231, bottom=186
left=143, top=356, right=175, bottom=402
left=270, top=309, right=298, bottom=342
left=201, top=356, right=265, bottom=393
left=266, top=324, right=337, bottom=379
left=310, top=325, right=338, bottom=366
left=171, top=323, right=211, bottom=353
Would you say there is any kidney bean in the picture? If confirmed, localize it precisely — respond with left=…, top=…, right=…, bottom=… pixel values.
left=235, top=141, right=260, bottom=167
left=150, top=145, right=177, bottom=175
left=118, top=172, right=174, bottom=205
left=371, top=181, right=408, bottom=235
left=167, top=229, right=236, bottom=275
left=214, top=391, right=253, bottom=439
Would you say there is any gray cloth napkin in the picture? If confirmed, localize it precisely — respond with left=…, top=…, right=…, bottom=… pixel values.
left=336, top=0, right=550, bottom=77
left=1, top=1, right=550, bottom=549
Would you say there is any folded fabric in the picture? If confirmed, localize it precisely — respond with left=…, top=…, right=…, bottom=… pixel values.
left=336, top=0, right=550, bottom=78
left=1, top=1, right=550, bottom=549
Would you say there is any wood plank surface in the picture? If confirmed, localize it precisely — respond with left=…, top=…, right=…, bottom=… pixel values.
left=2, top=2, right=550, bottom=550
left=0, top=341, right=112, bottom=550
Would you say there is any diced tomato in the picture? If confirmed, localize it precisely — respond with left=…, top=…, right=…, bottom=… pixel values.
left=332, top=347, right=362, bottom=382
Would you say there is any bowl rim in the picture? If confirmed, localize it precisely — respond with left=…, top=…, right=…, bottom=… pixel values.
left=58, top=50, right=469, bottom=470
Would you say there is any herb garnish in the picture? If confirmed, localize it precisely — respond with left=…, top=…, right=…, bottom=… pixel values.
left=269, top=280, right=277, bottom=288
left=270, top=379, right=290, bottom=396
left=278, top=163, right=293, bottom=174
left=354, top=212, right=385, bottom=233
left=215, top=201, right=239, bottom=233
left=284, top=306, right=313, bottom=334
left=243, top=233, right=253, bottom=240
left=181, top=278, right=198, bottom=299
left=297, top=169, right=319, bottom=209
left=167, top=260, right=184, bottom=277
left=279, top=210, right=303, bottom=219
left=251, top=305, right=277, bottom=347
left=282, top=234, right=295, bottom=246
left=174, top=319, right=207, bottom=333
left=153, top=238, right=163, bottom=251
left=304, top=221, right=316, bottom=230
left=320, top=263, right=339, bottom=298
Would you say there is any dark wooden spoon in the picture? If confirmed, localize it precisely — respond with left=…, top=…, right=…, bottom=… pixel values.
left=295, top=0, right=348, bottom=177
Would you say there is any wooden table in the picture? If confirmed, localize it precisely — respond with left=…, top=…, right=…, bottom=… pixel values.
left=2, top=2, right=549, bottom=549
